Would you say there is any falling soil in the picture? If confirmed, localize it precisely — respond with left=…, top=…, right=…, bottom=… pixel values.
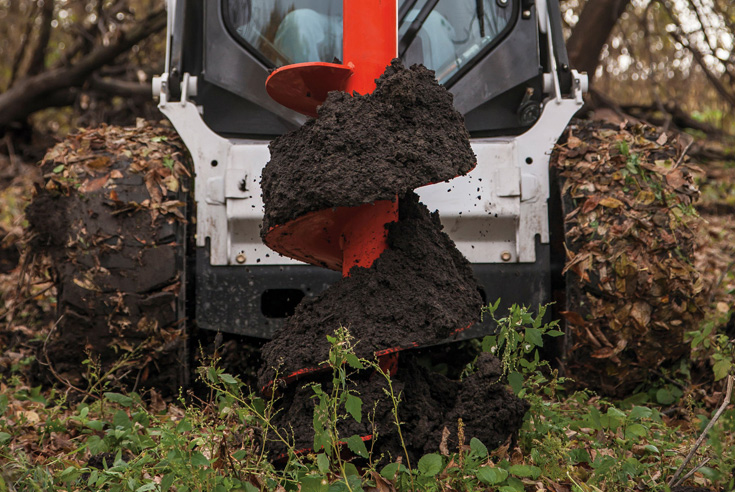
left=266, top=353, right=528, bottom=462
left=258, top=192, right=483, bottom=389
left=261, top=59, right=475, bottom=233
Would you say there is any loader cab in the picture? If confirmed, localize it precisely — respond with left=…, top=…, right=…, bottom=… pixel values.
left=165, top=0, right=573, bottom=138
left=156, top=0, right=586, bottom=340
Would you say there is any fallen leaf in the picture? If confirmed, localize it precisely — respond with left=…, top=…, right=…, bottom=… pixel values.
left=665, top=169, right=687, bottom=189
left=599, top=197, right=624, bottom=208
left=79, top=173, right=110, bottom=193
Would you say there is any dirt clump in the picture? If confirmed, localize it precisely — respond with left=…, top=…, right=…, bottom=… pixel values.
left=261, top=59, right=475, bottom=233
left=266, top=353, right=528, bottom=462
left=258, top=192, right=483, bottom=389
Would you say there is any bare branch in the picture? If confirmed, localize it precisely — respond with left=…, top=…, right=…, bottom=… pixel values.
left=8, top=1, right=39, bottom=88
left=657, top=0, right=735, bottom=108
left=0, top=9, right=166, bottom=128
left=89, top=74, right=152, bottom=98
left=26, top=0, right=55, bottom=78
left=667, top=375, right=734, bottom=487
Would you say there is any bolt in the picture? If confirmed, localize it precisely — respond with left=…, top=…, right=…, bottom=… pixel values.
left=501, top=251, right=512, bottom=262
left=522, top=9, right=531, bottom=19
left=236, top=253, right=246, bottom=264
left=497, top=0, right=508, bottom=6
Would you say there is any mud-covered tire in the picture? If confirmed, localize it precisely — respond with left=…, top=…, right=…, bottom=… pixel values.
left=551, top=119, right=704, bottom=396
left=27, top=123, right=190, bottom=395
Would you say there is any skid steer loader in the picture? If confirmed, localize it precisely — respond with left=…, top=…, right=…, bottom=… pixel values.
left=150, top=0, right=587, bottom=342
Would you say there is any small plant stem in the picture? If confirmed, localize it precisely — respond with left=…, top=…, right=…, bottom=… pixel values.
left=377, top=365, right=415, bottom=491
left=667, top=374, right=733, bottom=487
left=674, top=457, right=711, bottom=487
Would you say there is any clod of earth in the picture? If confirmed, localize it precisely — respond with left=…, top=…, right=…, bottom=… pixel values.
left=553, top=120, right=704, bottom=396
left=259, top=60, right=526, bottom=458
left=261, top=60, right=475, bottom=233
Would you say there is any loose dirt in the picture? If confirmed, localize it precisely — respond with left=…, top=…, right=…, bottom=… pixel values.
left=261, top=59, right=475, bottom=233
left=267, top=353, right=528, bottom=462
left=258, top=192, right=483, bottom=389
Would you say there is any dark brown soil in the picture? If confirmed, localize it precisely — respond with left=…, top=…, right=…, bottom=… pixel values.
left=258, top=192, right=483, bottom=389
left=261, top=59, right=475, bottom=233
left=266, top=353, right=528, bottom=462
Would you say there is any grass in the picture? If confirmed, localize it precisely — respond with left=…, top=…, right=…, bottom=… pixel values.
left=0, top=304, right=733, bottom=492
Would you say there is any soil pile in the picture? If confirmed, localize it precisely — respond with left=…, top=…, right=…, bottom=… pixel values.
left=258, top=192, right=482, bottom=388
left=267, top=354, right=528, bottom=461
left=261, top=59, right=475, bottom=233
left=259, top=59, right=527, bottom=460
left=553, top=120, right=704, bottom=395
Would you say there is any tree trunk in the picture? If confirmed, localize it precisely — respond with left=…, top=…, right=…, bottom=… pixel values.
left=566, top=0, right=631, bottom=83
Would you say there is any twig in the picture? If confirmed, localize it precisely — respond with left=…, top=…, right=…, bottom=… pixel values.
left=707, top=259, right=735, bottom=305
left=673, top=138, right=694, bottom=169
left=667, top=374, right=734, bottom=486
left=673, top=457, right=711, bottom=487
left=39, top=314, right=97, bottom=401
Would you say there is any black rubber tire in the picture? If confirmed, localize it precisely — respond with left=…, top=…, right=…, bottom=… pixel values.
left=27, top=124, right=189, bottom=395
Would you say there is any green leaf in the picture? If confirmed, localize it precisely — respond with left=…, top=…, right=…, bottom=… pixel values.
left=606, top=407, right=626, bottom=419
left=546, top=329, right=564, bottom=337
left=469, top=437, right=488, bottom=458
left=112, top=410, right=131, bottom=430
left=628, top=406, right=652, bottom=421
left=643, top=444, right=660, bottom=454
left=176, top=418, right=193, bottom=433
left=219, top=373, right=237, bottom=384
left=481, top=335, right=497, bottom=353
left=476, top=466, right=508, bottom=485
left=316, top=453, right=330, bottom=474
left=624, top=423, right=648, bottom=439
left=417, top=453, right=443, bottom=477
left=86, top=435, right=108, bottom=455
left=242, top=483, right=259, bottom=492
left=190, top=451, right=210, bottom=467
left=300, top=476, right=329, bottom=492
left=135, top=483, right=157, bottom=492
left=345, top=354, right=363, bottom=370
left=507, top=371, right=524, bottom=395
left=0, top=433, right=10, bottom=445
left=86, top=420, right=104, bottom=432
left=345, top=394, right=362, bottom=423
left=344, top=435, right=368, bottom=458
left=380, top=463, right=400, bottom=480
left=713, top=359, right=732, bottom=381
left=150, top=136, right=167, bottom=142
left=508, top=464, right=541, bottom=479
left=53, top=164, right=65, bottom=173
left=524, top=328, right=543, bottom=348
left=160, top=473, right=175, bottom=491
left=104, top=392, right=133, bottom=407
left=655, top=388, right=676, bottom=405
left=588, top=407, right=602, bottom=430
